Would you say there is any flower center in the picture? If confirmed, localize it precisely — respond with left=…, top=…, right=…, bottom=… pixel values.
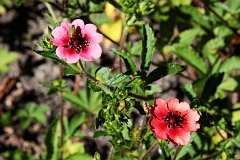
left=65, top=26, right=89, bottom=53
left=162, top=111, right=184, bottom=129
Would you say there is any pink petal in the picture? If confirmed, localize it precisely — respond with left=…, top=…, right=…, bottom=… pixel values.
left=151, top=98, right=168, bottom=119
left=83, top=24, right=103, bottom=44
left=181, top=110, right=200, bottom=132
left=50, top=37, right=69, bottom=46
left=167, top=128, right=191, bottom=145
left=167, top=98, right=190, bottom=112
left=52, top=22, right=71, bottom=39
left=167, top=98, right=179, bottom=111
left=79, top=44, right=102, bottom=61
left=149, top=117, right=168, bottom=140
left=56, top=47, right=81, bottom=63
left=72, top=19, right=84, bottom=30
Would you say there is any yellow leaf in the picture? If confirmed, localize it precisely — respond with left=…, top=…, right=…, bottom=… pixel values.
left=100, top=19, right=122, bottom=44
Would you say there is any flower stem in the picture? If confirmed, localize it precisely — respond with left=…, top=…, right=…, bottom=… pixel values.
left=173, top=146, right=182, bottom=160
left=141, top=141, right=158, bottom=160
left=59, top=64, right=64, bottom=160
left=78, top=60, right=112, bottom=96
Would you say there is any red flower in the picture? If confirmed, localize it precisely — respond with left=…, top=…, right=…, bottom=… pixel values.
left=149, top=98, right=200, bottom=145
left=51, top=19, right=103, bottom=63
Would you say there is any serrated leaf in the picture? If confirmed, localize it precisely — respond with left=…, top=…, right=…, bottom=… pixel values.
left=111, top=49, right=137, bottom=73
left=95, top=67, right=111, bottom=83
left=141, top=24, right=155, bottom=75
left=179, top=28, right=204, bottom=45
left=105, top=73, right=129, bottom=86
left=34, top=50, right=80, bottom=73
left=201, top=73, right=224, bottom=104
left=44, top=119, right=60, bottom=160
left=173, top=46, right=207, bottom=75
left=93, top=130, right=108, bottom=139
left=219, top=56, right=240, bottom=74
left=214, top=25, right=233, bottom=38
left=203, top=38, right=225, bottom=64
left=146, top=63, right=185, bottom=84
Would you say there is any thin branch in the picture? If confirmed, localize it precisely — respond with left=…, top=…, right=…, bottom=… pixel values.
left=141, top=141, right=158, bottom=160
left=173, top=146, right=182, bottom=160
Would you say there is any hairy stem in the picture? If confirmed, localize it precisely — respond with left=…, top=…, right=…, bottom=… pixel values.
left=173, top=146, right=182, bottom=160
left=141, top=141, right=158, bottom=160
left=78, top=61, right=112, bottom=96
left=59, top=64, right=64, bottom=160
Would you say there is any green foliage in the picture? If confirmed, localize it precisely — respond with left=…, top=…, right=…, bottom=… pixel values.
left=0, top=111, right=12, bottom=127
left=141, top=23, right=155, bottom=76
left=2, top=150, right=34, bottom=160
left=18, top=0, right=240, bottom=159
left=17, top=102, right=49, bottom=129
left=0, top=48, right=18, bottom=73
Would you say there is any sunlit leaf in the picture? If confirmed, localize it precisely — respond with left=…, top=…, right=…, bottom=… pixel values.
left=141, top=23, right=155, bottom=76
left=0, top=48, right=18, bottom=73
left=146, top=63, right=185, bottom=84
left=173, top=45, right=207, bottom=75
left=111, top=49, right=137, bottom=73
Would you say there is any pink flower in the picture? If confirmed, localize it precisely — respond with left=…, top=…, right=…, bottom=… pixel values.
left=50, top=19, right=103, bottom=63
left=149, top=98, right=200, bottom=145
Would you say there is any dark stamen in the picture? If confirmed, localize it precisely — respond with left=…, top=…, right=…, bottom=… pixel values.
left=162, top=111, right=185, bottom=129
left=64, top=26, right=89, bottom=53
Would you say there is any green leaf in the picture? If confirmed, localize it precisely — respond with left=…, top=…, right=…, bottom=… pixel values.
left=179, top=6, right=211, bottom=29
left=146, top=63, right=186, bottom=84
left=203, top=38, right=225, bottom=64
left=218, top=77, right=239, bottom=91
left=34, top=50, right=80, bottom=74
left=214, top=25, right=233, bottom=38
left=201, top=73, right=224, bottom=104
left=0, top=112, right=12, bottom=126
left=34, top=113, right=47, bottom=124
left=65, top=153, right=92, bottom=160
left=179, top=28, right=204, bottom=45
left=0, top=48, right=18, bottom=73
left=181, top=83, right=197, bottom=100
left=16, top=110, right=28, bottom=118
left=35, top=104, right=49, bottom=113
left=219, top=56, right=240, bottom=75
left=64, top=92, right=84, bottom=107
left=2, top=150, right=34, bottom=160
left=44, top=119, right=60, bottom=160
left=69, top=113, right=86, bottom=137
left=105, top=73, right=129, bottom=86
left=173, top=45, right=207, bottom=75
left=95, top=67, right=111, bottom=83
left=141, top=24, right=155, bottom=75
left=63, top=116, right=70, bottom=137
left=93, top=130, right=108, bottom=139
left=111, top=49, right=137, bottom=73
left=20, top=118, right=31, bottom=129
